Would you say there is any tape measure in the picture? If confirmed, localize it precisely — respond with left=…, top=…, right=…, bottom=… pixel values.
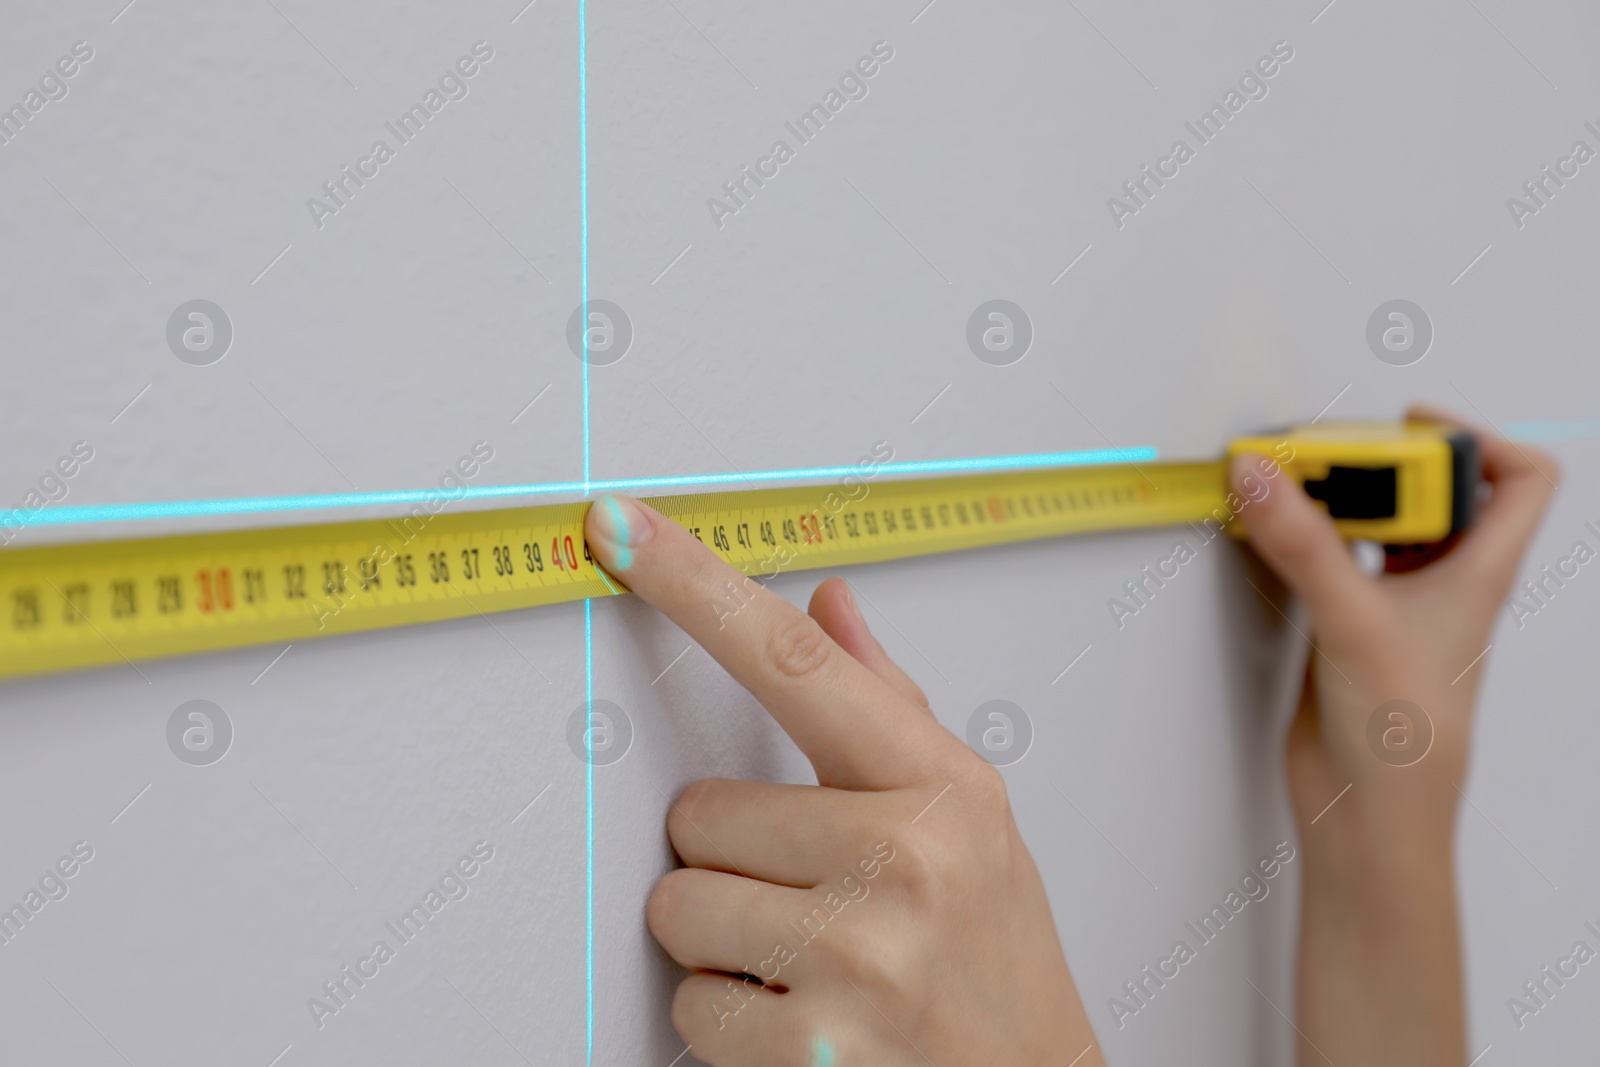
left=0, top=422, right=1476, bottom=681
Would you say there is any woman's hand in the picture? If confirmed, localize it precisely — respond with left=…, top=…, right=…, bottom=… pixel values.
left=1235, top=405, right=1559, bottom=1067
left=586, top=494, right=1104, bottom=1067
left=1238, top=406, right=1558, bottom=853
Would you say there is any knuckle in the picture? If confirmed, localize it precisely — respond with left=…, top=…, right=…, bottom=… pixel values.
left=672, top=777, right=719, bottom=826
left=960, top=761, right=1012, bottom=816
left=830, top=927, right=932, bottom=1036
left=767, top=615, right=832, bottom=679
left=840, top=927, right=915, bottom=993
left=896, top=765, right=1016, bottom=886
left=674, top=975, right=766, bottom=1051
left=646, top=868, right=695, bottom=940
left=883, top=835, right=936, bottom=896
left=667, top=778, right=732, bottom=856
left=670, top=977, right=710, bottom=1043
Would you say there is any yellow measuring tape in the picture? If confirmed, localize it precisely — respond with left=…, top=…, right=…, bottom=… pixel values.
left=0, top=422, right=1474, bottom=681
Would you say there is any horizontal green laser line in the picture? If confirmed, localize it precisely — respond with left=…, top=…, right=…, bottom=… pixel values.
left=1503, top=418, right=1600, bottom=443
left=5, top=447, right=1158, bottom=530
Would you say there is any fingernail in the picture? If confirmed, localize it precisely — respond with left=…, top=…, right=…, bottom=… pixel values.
left=590, top=495, right=653, bottom=569
left=843, top=581, right=863, bottom=621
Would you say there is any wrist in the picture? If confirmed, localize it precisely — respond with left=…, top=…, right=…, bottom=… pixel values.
left=1296, top=831, right=1467, bottom=1067
left=1296, top=766, right=1459, bottom=864
left=1298, top=814, right=1456, bottom=919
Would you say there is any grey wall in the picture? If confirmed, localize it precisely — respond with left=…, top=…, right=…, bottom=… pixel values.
left=1, top=1, right=1597, bottom=1064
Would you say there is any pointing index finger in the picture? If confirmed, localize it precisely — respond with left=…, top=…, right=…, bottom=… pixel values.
left=585, top=494, right=958, bottom=790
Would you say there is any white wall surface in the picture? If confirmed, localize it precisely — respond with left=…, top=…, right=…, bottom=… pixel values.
left=1, top=1, right=1597, bottom=1064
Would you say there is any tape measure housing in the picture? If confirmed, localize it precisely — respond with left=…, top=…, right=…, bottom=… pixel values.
left=1228, top=421, right=1476, bottom=543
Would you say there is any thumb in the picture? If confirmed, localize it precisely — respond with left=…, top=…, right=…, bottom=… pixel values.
left=1231, top=452, right=1372, bottom=622
left=807, top=577, right=931, bottom=711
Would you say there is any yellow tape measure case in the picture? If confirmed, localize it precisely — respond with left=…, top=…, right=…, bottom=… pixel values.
left=1226, top=421, right=1479, bottom=545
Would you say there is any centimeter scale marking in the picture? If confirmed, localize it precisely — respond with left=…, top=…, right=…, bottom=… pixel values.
left=0, top=461, right=1227, bottom=681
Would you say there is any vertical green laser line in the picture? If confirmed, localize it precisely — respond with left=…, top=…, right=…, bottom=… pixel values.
left=579, top=0, right=594, bottom=1063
